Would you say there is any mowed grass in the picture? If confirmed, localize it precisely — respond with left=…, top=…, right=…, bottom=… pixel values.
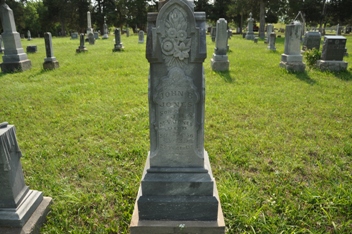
left=0, top=31, right=351, bottom=234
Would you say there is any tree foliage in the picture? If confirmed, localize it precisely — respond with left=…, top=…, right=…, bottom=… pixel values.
left=0, top=0, right=351, bottom=37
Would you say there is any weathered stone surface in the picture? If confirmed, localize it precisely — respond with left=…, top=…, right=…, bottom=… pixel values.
left=265, top=24, right=273, bottom=43
left=0, top=197, right=52, bottom=234
left=138, top=30, right=144, bottom=43
left=321, top=36, right=347, bottom=61
left=280, top=21, right=305, bottom=72
left=88, top=32, right=95, bottom=45
left=0, top=125, right=51, bottom=229
left=245, top=12, right=255, bottom=40
left=267, top=32, right=276, bottom=51
left=316, top=60, right=347, bottom=71
left=0, top=2, right=31, bottom=73
left=211, top=18, right=229, bottom=71
left=131, top=0, right=224, bottom=232
left=302, top=31, right=321, bottom=51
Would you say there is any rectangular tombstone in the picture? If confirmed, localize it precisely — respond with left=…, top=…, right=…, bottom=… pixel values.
left=321, top=36, right=347, bottom=61
left=43, top=32, right=59, bottom=70
left=211, top=18, right=229, bottom=71
left=130, top=0, right=225, bottom=233
left=303, top=31, right=321, bottom=50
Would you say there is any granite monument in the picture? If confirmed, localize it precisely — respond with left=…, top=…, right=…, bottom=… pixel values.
left=43, top=32, right=59, bottom=70
left=211, top=18, right=229, bottom=71
left=316, top=36, right=348, bottom=71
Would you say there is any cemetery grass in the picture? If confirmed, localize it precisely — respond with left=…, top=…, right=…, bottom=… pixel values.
left=0, top=34, right=351, bottom=234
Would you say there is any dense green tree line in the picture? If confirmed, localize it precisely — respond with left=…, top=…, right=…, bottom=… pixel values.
left=0, top=0, right=351, bottom=37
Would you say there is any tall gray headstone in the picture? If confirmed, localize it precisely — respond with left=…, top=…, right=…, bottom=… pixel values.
left=130, top=0, right=225, bottom=233
left=317, top=36, right=348, bottom=71
left=302, top=31, right=321, bottom=51
left=268, top=32, right=276, bottom=51
left=126, top=27, right=130, bottom=37
left=87, top=11, right=93, bottom=35
left=245, top=12, right=255, bottom=40
left=336, top=24, right=341, bottom=35
left=112, top=28, right=123, bottom=51
left=279, top=21, right=305, bottom=72
left=211, top=26, right=216, bottom=42
left=27, top=30, right=31, bottom=41
left=138, top=30, right=144, bottom=43
left=76, top=33, right=87, bottom=52
left=0, top=123, right=52, bottom=231
left=211, top=18, right=229, bottom=71
left=265, top=24, right=273, bottom=43
left=102, top=16, right=108, bottom=39
left=0, top=2, right=31, bottom=73
left=43, top=32, right=59, bottom=70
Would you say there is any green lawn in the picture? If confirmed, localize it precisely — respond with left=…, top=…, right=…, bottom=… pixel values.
left=1, top=32, right=351, bottom=234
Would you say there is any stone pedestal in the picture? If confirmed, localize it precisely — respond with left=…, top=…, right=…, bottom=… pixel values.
left=279, top=21, right=305, bottom=72
left=211, top=18, right=229, bottom=71
left=316, top=60, right=347, bottom=71
left=0, top=124, right=52, bottom=232
left=43, top=32, right=59, bottom=70
left=112, top=28, right=124, bottom=52
left=0, top=3, right=31, bottom=73
left=130, top=0, right=225, bottom=233
left=76, top=33, right=87, bottom=53
left=245, top=13, right=255, bottom=40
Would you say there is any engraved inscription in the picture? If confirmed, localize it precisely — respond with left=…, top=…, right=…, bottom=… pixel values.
left=152, top=67, right=200, bottom=166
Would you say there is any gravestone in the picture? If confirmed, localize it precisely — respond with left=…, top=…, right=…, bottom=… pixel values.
left=126, top=27, right=130, bottom=37
left=76, top=33, right=87, bottom=53
left=211, top=18, right=229, bottom=71
left=138, top=30, right=144, bottom=43
left=245, top=12, right=255, bottom=40
left=27, top=30, right=31, bottom=41
left=94, top=32, right=99, bottom=39
left=0, top=35, right=4, bottom=53
left=88, top=32, right=95, bottom=45
left=0, top=123, right=52, bottom=232
left=228, top=28, right=232, bottom=39
left=267, top=32, right=276, bottom=51
left=71, top=32, right=78, bottom=39
left=211, top=26, right=216, bottom=42
left=112, top=28, right=124, bottom=51
left=265, top=24, right=273, bottom=43
left=43, top=32, right=59, bottom=70
left=0, top=1, right=31, bottom=73
left=302, top=31, right=321, bottom=51
left=102, top=17, right=108, bottom=39
left=26, top=45, right=37, bottom=53
left=87, top=11, right=93, bottom=35
left=316, top=36, right=348, bottom=71
left=336, top=24, right=341, bottom=35
left=279, top=21, right=305, bottom=72
left=130, top=0, right=225, bottom=233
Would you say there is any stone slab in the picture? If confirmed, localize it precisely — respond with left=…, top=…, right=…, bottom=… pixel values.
left=0, top=197, right=52, bottom=234
left=43, top=61, right=59, bottom=70
left=279, top=61, right=306, bottom=72
left=316, top=60, right=348, bottom=71
left=211, top=58, right=229, bottom=71
left=1, top=59, right=31, bottom=73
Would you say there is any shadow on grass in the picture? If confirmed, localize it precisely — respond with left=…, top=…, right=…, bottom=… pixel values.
left=331, top=69, right=352, bottom=81
left=215, top=70, right=234, bottom=83
left=294, top=71, right=316, bottom=85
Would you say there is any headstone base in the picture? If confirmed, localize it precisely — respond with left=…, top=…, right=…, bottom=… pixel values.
left=102, top=35, right=108, bottom=39
left=0, top=197, right=52, bottom=234
left=268, top=45, right=276, bottom=51
left=43, top=61, right=59, bottom=70
left=0, top=190, right=43, bottom=227
left=138, top=41, right=144, bottom=44
left=279, top=61, right=306, bottom=72
left=1, top=60, right=31, bottom=73
left=112, top=44, right=124, bottom=52
left=76, top=48, right=88, bottom=53
left=316, top=60, right=348, bottom=72
left=245, top=32, right=255, bottom=40
left=130, top=151, right=225, bottom=233
left=211, top=55, right=229, bottom=71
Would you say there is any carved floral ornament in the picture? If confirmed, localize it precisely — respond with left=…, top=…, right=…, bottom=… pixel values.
left=161, top=8, right=191, bottom=68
